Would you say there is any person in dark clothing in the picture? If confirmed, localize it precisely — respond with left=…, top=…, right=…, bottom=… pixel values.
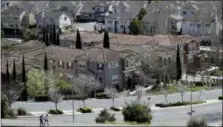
left=40, top=115, right=43, bottom=126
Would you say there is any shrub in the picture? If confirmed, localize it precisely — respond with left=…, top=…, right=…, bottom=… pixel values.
left=34, top=96, right=49, bottom=102
left=195, top=82, right=204, bottom=87
left=6, top=109, right=18, bottom=119
left=63, top=95, right=87, bottom=100
left=110, top=107, right=121, bottom=112
left=219, top=96, right=222, bottom=100
left=122, top=102, right=152, bottom=124
left=48, top=109, right=63, bottom=115
left=96, top=93, right=110, bottom=99
left=187, top=117, right=207, bottom=127
left=77, top=107, right=92, bottom=113
left=1, top=94, right=9, bottom=118
left=95, top=109, right=116, bottom=123
left=17, top=108, right=27, bottom=116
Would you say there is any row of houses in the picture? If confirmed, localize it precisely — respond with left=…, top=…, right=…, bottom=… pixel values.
left=1, top=32, right=201, bottom=90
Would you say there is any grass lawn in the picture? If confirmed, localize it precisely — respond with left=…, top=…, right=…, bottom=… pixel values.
left=149, top=85, right=207, bottom=94
left=104, top=121, right=150, bottom=126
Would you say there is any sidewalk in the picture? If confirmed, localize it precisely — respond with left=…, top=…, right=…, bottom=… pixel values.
left=25, top=99, right=221, bottom=117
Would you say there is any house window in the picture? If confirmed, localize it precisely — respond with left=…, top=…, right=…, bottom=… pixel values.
left=206, top=24, right=210, bottom=27
left=14, top=17, right=17, bottom=20
left=98, top=63, right=103, bottom=71
left=183, top=11, right=186, bottom=15
left=112, top=75, right=119, bottom=84
left=64, top=17, right=67, bottom=20
left=58, top=61, right=62, bottom=67
left=108, top=62, right=111, bottom=69
left=126, top=58, right=129, bottom=68
left=191, top=11, right=195, bottom=15
left=197, top=24, right=201, bottom=28
left=107, top=20, right=112, bottom=24
left=168, top=57, right=171, bottom=64
left=164, top=58, right=166, bottom=65
left=99, top=77, right=103, bottom=83
left=67, top=63, right=69, bottom=69
left=11, top=24, right=13, bottom=27
left=62, top=61, right=64, bottom=68
left=52, top=66, right=56, bottom=70
left=78, top=61, right=86, bottom=69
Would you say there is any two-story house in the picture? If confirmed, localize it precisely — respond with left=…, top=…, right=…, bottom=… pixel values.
left=104, top=1, right=140, bottom=34
left=35, top=10, right=72, bottom=33
left=74, top=47, right=123, bottom=90
left=1, top=6, right=26, bottom=37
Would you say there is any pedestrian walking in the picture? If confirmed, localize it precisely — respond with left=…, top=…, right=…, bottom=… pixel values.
left=39, top=115, right=44, bottom=126
left=44, top=114, right=49, bottom=126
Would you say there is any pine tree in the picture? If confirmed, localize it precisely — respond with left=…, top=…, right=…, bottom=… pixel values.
left=56, top=32, right=60, bottom=46
left=6, top=59, right=10, bottom=83
left=49, top=25, right=53, bottom=44
left=44, top=52, right=48, bottom=71
left=12, top=59, right=16, bottom=81
left=76, top=29, right=82, bottom=49
left=53, top=24, right=56, bottom=45
left=45, top=25, right=49, bottom=46
left=176, top=44, right=182, bottom=81
left=103, top=30, right=110, bottom=49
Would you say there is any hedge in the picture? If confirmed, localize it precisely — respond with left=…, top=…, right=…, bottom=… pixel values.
left=48, top=109, right=63, bottom=115
left=77, top=107, right=92, bottom=113
left=155, top=101, right=206, bottom=108
left=218, top=96, right=222, bottom=100
left=110, top=107, right=121, bottom=112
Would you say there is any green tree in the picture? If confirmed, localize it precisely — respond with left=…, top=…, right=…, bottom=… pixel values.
left=176, top=44, right=182, bottom=81
left=27, top=68, right=46, bottom=98
left=103, top=30, right=110, bottom=49
left=76, top=29, right=82, bottom=49
left=114, top=20, right=118, bottom=33
left=44, top=52, right=48, bottom=72
left=12, top=59, right=16, bottom=81
left=56, top=78, right=72, bottom=94
left=129, top=18, right=142, bottom=35
left=138, top=8, right=147, bottom=20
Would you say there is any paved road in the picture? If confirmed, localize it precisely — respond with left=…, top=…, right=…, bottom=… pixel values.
left=4, top=101, right=222, bottom=126
left=12, top=89, right=222, bottom=112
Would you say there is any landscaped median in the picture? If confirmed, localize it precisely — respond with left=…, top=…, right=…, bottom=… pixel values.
left=155, top=101, right=206, bottom=108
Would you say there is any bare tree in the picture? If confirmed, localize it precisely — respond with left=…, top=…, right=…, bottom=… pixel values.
left=2, top=81, right=24, bottom=108
left=135, top=84, right=144, bottom=101
left=48, top=87, right=64, bottom=110
left=161, top=84, right=169, bottom=104
left=104, top=87, right=119, bottom=108
left=177, top=81, right=186, bottom=102
left=72, top=74, right=100, bottom=107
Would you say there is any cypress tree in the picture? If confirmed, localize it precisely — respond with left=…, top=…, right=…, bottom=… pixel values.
left=103, top=30, right=110, bottom=49
left=123, top=23, right=126, bottom=34
left=76, top=29, right=82, bottom=49
left=6, top=59, right=10, bottom=83
left=45, top=25, right=49, bottom=46
left=44, top=52, right=48, bottom=71
left=49, top=24, right=53, bottom=44
left=56, top=32, right=60, bottom=46
left=22, top=56, right=26, bottom=83
left=12, top=59, right=16, bottom=81
left=176, top=44, right=182, bottom=81
left=114, top=20, right=117, bottom=33
left=21, top=55, right=28, bottom=101
left=53, top=24, right=56, bottom=45
left=42, top=26, right=45, bottom=42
